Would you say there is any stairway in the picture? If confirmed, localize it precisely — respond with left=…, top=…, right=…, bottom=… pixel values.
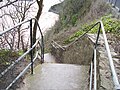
left=17, top=54, right=90, bottom=90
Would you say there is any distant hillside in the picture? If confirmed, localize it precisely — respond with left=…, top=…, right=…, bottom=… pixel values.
left=45, top=0, right=119, bottom=52
left=49, top=0, right=112, bottom=33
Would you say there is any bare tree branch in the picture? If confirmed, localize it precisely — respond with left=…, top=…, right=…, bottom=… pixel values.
left=0, top=0, right=18, bottom=9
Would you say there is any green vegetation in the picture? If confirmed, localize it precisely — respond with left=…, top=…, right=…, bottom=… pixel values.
left=102, top=16, right=120, bottom=34
left=0, top=49, right=21, bottom=66
left=18, top=50, right=24, bottom=56
left=89, top=15, right=120, bottom=34
left=54, top=0, right=93, bottom=33
left=64, top=30, right=84, bottom=44
left=0, top=49, right=11, bottom=65
left=71, top=14, right=78, bottom=26
left=64, top=15, right=120, bottom=44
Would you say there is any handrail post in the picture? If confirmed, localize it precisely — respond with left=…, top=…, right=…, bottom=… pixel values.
left=94, top=49, right=97, bottom=90
left=89, top=61, right=93, bottom=90
left=0, top=18, right=44, bottom=89
left=35, top=19, right=44, bottom=64
left=95, top=23, right=101, bottom=48
left=30, top=19, right=33, bottom=74
left=41, top=36, right=44, bottom=63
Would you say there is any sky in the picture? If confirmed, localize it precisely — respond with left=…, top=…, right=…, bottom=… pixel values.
left=0, top=0, right=64, bottom=37
left=43, top=0, right=63, bottom=12
left=39, top=0, right=60, bottom=33
left=0, top=0, right=64, bottom=48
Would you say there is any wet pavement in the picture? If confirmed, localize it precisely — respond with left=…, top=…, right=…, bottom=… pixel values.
left=18, top=63, right=89, bottom=90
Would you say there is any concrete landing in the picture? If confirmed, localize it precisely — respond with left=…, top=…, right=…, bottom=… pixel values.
left=18, top=63, right=89, bottom=90
left=44, top=53, right=56, bottom=63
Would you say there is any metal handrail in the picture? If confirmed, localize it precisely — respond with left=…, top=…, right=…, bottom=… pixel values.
left=0, top=39, right=39, bottom=78
left=50, top=20, right=120, bottom=90
left=51, top=40, right=66, bottom=50
left=100, top=21, right=120, bottom=89
left=6, top=51, right=39, bottom=90
left=50, top=22, right=100, bottom=50
left=0, top=18, right=44, bottom=90
left=88, top=21, right=120, bottom=90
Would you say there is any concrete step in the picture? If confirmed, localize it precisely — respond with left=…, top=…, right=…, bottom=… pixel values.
left=44, top=53, right=56, bottom=63
left=18, top=63, right=89, bottom=90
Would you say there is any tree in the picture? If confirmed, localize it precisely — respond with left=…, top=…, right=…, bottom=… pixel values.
left=0, top=0, right=36, bottom=51
left=33, top=0, right=43, bottom=45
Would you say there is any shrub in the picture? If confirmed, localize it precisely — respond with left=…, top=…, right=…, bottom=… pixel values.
left=0, top=49, right=19, bottom=66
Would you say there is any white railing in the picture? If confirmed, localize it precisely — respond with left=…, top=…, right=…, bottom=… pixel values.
left=89, top=20, right=120, bottom=90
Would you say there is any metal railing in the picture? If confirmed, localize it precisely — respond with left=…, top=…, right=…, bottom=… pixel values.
left=88, top=21, right=120, bottom=90
left=51, top=40, right=66, bottom=50
left=108, top=0, right=120, bottom=11
left=0, top=18, right=44, bottom=90
left=50, top=20, right=120, bottom=90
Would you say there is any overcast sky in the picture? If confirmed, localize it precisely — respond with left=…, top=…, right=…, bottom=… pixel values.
left=0, top=0, right=64, bottom=34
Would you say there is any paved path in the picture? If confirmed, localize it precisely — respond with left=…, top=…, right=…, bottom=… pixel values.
left=18, top=63, right=89, bottom=90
